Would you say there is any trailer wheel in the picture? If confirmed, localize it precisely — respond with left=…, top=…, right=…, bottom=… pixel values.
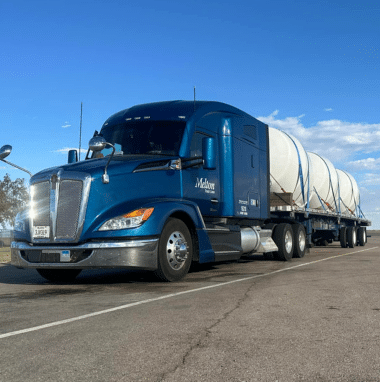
left=339, top=227, right=347, bottom=248
left=292, top=224, right=306, bottom=258
left=347, top=226, right=356, bottom=248
left=36, top=269, right=82, bottom=282
left=358, top=227, right=366, bottom=246
left=154, top=218, right=193, bottom=282
left=272, top=223, right=294, bottom=261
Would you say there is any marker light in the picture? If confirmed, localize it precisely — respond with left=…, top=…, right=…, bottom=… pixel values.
left=99, top=208, right=154, bottom=231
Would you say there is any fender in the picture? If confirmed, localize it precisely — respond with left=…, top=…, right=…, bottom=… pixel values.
left=81, top=198, right=215, bottom=264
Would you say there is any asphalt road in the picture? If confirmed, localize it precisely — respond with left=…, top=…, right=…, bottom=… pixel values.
left=0, top=236, right=379, bottom=382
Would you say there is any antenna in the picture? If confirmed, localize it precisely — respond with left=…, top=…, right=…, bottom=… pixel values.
left=193, top=86, right=196, bottom=111
left=79, top=102, right=83, bottom=161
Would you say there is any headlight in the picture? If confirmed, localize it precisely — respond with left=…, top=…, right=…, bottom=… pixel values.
left=99, top=208, right=154, bottom=231
left=14, top=210, right=27, bottom=232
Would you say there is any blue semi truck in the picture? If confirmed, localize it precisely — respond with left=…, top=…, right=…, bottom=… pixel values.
left=2, top=101, right=370, bottom=282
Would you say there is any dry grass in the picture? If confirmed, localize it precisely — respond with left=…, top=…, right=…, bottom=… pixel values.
left=0, top=248, right=11, bottom=263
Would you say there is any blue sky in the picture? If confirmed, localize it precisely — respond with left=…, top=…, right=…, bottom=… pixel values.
left=1, top=0, right=380, bottom=227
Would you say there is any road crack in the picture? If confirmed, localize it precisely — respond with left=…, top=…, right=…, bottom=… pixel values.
left=156, top=280, right=255, bottom=381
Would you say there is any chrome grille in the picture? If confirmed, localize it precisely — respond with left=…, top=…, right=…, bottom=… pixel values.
left=56, top=180, right=83, bottom=240
left=30, top=171, right=90, bottom=243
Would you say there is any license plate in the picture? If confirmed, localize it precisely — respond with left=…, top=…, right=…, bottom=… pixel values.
left=34, top=226, right=50, bottom=238
left=42, top=249, right=71, bottom=262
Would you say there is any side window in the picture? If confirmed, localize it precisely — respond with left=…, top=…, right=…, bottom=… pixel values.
left=190, top=132, right=209, bottom=157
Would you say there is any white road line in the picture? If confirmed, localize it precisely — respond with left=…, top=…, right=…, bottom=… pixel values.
left=0, top=246, right=377, bottom=340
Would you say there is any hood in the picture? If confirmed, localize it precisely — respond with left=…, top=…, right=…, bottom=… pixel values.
left=32, top=155, right=176, bottom=180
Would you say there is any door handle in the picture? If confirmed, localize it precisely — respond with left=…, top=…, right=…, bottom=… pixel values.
left=211, top=199, right=219, bottom=204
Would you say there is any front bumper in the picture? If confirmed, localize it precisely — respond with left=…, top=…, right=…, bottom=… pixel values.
left=11, top=239, right=159, bottom=270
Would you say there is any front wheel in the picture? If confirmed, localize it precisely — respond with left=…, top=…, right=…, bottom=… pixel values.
left=154, top=218, right=193, bottom=282
left=36, top=269, right=82, bottom=282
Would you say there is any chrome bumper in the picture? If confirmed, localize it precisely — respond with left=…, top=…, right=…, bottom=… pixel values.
left=11, top=239, right=159, bottom=270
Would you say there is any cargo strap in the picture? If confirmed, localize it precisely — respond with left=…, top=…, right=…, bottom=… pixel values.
left=319, top=155, right=339, bottom=211
left=339, top=198, right=355, bottom=216
left=313, top=187, right=334, bottom=212
left=358, top=205, right=366, bottom=219
left=282, top=131, right=309, bottom=208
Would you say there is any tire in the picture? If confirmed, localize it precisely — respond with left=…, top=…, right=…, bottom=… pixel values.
left=154, top=218, right=193, bottom=282
left=358, top=227, right=366, bottom=246
left=339, top=227, right=347, bottom=248
left=36, top=269, right=82, bottom=282
left=347, top=226, right=356, bottom=248
left=272, top=223, right=294, bottom=261
left=292, top=224, right=306, bottom=258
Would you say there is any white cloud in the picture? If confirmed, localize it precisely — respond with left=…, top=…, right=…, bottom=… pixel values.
left=62, top=122, right=71, bottom=128
left=360, top=173, right=380, bottom=186
left=348, top=157, right=380, bottom=170
left=53, top=147, right=87, bottom=154
left=324, top=108, right=333, bottom=112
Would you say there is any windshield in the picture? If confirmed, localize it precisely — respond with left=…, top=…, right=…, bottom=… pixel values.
left=94, top=120, right=186, bottom=158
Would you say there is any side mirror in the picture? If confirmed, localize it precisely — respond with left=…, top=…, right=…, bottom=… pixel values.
left=89, top=136, right=107, bottom=152
left=0, top=144, right=32, bottom=177
left=202, top=137, right=216, bottom=170
left=68, top=149, right=78, bottom=164
left=0, top=145, right=12, bottom=160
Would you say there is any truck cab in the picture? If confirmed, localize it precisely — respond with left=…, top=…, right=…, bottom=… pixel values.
left=11, top=101, right=274, bottom=281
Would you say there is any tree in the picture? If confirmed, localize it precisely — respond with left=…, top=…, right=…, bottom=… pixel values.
left=0, top=174, right=29, bottom=228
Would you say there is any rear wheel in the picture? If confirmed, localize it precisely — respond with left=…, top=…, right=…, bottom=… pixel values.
left=339, top=227, right=347, bottom=248
left=36, top=269, right=82, bottom=282
left=154, top=218, right=193, bottom=282
left=347, top=226, right=356, bottom=248
left=292, top=224, right=306, bottom=258
left=272, top=223, right=294, bottom=261
left=358, top=227, right=366, bottom=246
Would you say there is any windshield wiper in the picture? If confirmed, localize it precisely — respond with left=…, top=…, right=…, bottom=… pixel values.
left=145, top=151, right=175, bottom=156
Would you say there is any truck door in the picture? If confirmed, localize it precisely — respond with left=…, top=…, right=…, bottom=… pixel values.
left=182, top=130, right=221, bottom=217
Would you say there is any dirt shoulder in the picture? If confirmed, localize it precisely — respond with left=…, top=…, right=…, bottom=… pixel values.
left=0, top=247, right=11, bottom=263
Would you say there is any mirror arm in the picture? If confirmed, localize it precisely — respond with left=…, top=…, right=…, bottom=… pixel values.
left=102, top=144, right=116, bottom=184
left=0, top=159, right=32, bottom=177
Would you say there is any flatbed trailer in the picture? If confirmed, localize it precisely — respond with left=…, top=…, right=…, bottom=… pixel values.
left=1, top=100, right=370, bottom=282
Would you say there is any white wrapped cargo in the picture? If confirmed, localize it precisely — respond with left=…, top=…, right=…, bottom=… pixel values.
left=269, top=127, right=310, bottom=208
left=336, top=169, right=360, bottom=215
left=308, top=152, right=339, bottom=210
left=269, top=128, right=361, bottom=216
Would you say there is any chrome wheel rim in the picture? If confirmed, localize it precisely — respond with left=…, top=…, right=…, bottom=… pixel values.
left=299, top=230, right=306, bottom=252
left=166, top=231, right=188, bottom=270
left=285, top=230, right=293, bottom=253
